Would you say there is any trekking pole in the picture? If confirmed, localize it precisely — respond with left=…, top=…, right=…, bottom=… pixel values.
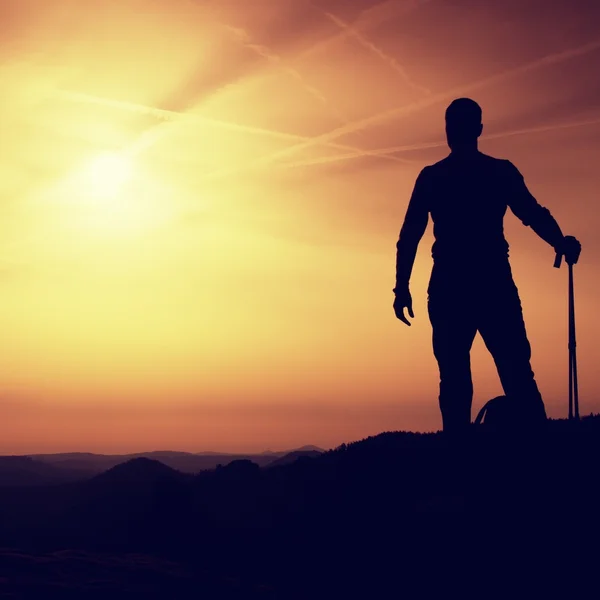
left=554, top=238, right=581, bottom=420
left=568, top=261, right=579, bottom=420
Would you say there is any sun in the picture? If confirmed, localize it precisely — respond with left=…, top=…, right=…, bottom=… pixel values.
left=84, top=152, right=133, bottom=198
left=49, top=149, right=176, bottom=236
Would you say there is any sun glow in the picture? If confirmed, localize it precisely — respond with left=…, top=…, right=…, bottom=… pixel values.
left=41, top=149, right=178, bottom=236
left=84, top=152, right=133, bottom=199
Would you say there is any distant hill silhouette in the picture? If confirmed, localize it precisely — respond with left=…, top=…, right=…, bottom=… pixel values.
left=265, top=449, right=322, bottom=468
left=89, top=457, right=188, bottom=485
left=0, top=455, right=92, bottom=486
left=18, top=446, right=326, bottom=481
left=287, top=445, right=325, bottom=453
left=1, top=419, right=599, bottom=597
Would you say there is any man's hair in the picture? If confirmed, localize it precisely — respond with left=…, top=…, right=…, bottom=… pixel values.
left=445, top=98, right=482, bottom=127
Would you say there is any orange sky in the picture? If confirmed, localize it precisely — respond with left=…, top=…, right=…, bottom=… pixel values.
left=0, top=0, right=599, bottom=453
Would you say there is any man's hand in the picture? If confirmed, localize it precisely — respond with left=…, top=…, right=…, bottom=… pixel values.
left=562, top=235, right=582, bottom=265
left=393, top=288, right=414, bottom=326
left=555, top=235, right=582, bottom=266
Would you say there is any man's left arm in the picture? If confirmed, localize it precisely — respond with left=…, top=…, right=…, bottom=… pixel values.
left=506, top=161, right=581, bottom=264
left=505, top=161, right=581, bottom=265
left=505, top=161, right=565, bottom=249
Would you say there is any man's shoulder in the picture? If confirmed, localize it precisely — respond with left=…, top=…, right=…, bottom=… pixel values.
left=417, top=157, right=449, bottom=181
left=424, top=153, right=519, bottom=175
left=425, top=155, right=452, bottom=172
left=478, top=153, right=520, bottom=173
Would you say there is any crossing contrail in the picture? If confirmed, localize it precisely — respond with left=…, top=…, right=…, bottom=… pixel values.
left=239, top=37, right=600, bottom=172
left=53, top=5, right=429, bottom=168
left=108, top=20, right=350, bottom=161
left=275, top=115, right=600, bottom=170
left=52, top=89, right=411, bottom=163
left=321, top=10, right=431, bottom=96
left=54, top=89, right=312, bottom=141
left=300, top=0, right=437, bottom=61
left=224, top=24, right=347, bottom=122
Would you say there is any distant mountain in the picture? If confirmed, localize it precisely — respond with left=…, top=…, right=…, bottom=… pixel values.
left=24, top=451, right=278, bottom=477
left=6, top=446, right=328, bottom=483
left=0, top=455, right=92, bottom=486
left=260, top=445, right=326, bottom=456
left=289, top=445, right=326, bottom=453
left=28, top=453, right=133, bottom=476
left=29, top=452, right=100, bottom=460
left=130, top=451, right=198, bottom=458
left=90, top=457, right=187, bottom=486
left=266, top=450, right=323, bottom=468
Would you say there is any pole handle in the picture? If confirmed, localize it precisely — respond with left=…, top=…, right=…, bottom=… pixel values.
left=554, top=252, right=563, bottom=269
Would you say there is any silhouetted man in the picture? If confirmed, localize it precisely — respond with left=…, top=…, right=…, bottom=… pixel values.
left=393, top=98, right=581, bottom=433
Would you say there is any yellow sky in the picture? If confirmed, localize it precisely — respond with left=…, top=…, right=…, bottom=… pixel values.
left=0, top=0, right=599, bottom=453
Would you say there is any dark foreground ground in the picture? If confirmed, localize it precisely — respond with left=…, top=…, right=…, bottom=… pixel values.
left=1, top=416, right=600, bottom=598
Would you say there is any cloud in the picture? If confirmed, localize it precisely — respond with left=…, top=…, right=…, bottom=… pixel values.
left=275, top=114, right=600, bottom=170
left=248, top=37, right=600, bottom=170
left=321, top=10, right=431, bottom=96
left=224, top=23, right=346, bottom=121
left=299, top=0, right=436, bottom=61
left=52, top=89, right=412, bottom=165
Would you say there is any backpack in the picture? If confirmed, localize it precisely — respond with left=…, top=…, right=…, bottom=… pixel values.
left=474, top=395, right=519, bottom=428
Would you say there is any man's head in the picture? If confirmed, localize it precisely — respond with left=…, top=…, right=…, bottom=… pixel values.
left=445, top=98, right=483, bottom=150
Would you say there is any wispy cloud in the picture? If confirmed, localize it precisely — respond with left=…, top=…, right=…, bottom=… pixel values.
left=241, top=37, right=600, bottom=171
left=52, top=90, right=326, bottom=144
left=51, top=89, right=412, bottom=164
left=321, top=10, right=431, bottom=96
left=275, top=114, right=600, bottom=170
left=299, top=0, right=436, bottom=61
left=123, top=19, right=353, bottom=160
left=224, top=24, right=347, bottom=123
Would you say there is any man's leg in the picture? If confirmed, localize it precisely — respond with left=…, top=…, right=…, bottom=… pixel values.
left=428, top=293, right=478, bottom=433
left=477, top=278, right=547, bottom=423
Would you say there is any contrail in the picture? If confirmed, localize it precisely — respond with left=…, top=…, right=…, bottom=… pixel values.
left=224, top=24, right=347, bottom=123
left=322, top=10, right=431, bottom=96
left=482, top=116, right=600, bottom=143
left=56, top=10, right=413, bottom=166
left=275, top=115, right=600, bottom=169
left=238, top=37, right=600, bottom=172
left=112, top=21, right=350, bottom=161
left=277, top=148, right=428, bottom=170
left=359, top=0, right=437, bottom=24
left=52, top=89, right=411, bottom=163
left=300, top=0, right=436, bottom=61
left=54, top=89, right=312, bottom=141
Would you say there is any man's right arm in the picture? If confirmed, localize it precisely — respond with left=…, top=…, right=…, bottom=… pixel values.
left=393, top=168, right=430, bottom=326
left=394, top=167, right=430, bottom=293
